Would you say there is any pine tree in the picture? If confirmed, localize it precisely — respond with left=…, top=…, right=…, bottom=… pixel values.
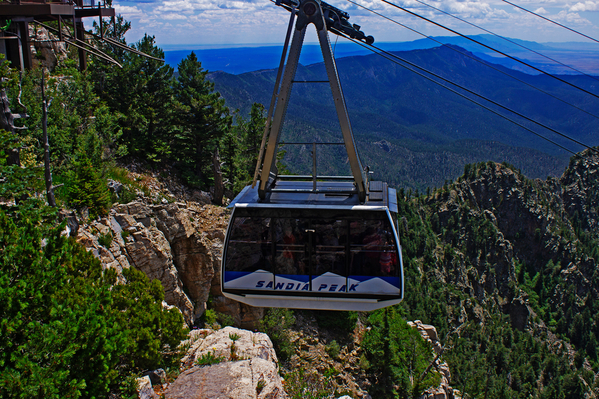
left=90, top=34, right=175, bottom=163
left=65, top=156, right=111, bottom=219
left=173, top=52, right=231, bottom=187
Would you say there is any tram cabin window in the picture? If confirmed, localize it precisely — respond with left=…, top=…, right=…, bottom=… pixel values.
left=223, top=210, right=401, bottom=297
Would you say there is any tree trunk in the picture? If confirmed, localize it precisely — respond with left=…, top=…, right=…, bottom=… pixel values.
left=196, top=141, right=204, bottom=185
left=0, top=87, right=20, bottom=166
left=41, top=73, right=56, bottom=207
left=212, top=147, right=224, bottom=205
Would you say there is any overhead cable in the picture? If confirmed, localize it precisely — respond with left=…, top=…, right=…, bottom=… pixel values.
left=33, top=20, right=122, bottom=68
left=501, top=0, right=599, bottom=45
left=345, top=0, right=599, bottom=122
left=407, top=0, right=599, bottom=81
left=340, top=33, right=598, bottom=155
left=379, top=0, right=599, bottom=101
left=53, top=18, right=164, bottom=62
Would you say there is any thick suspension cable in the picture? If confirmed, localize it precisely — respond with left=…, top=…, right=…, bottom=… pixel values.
left=501, top=0, right=599, bottom=45
left=345, top=0, right=599, bottom=122
left=340, top=33, right=598, bottom=155
left=380, top=0, right=599, bottom=101
left=407, top=0, right=599, bottom=81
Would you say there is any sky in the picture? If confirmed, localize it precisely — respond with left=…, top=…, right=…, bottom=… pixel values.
left=111, top=0, right=599, bottom=48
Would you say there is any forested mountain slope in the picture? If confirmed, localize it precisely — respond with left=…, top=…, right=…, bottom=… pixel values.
left=209, top=45, right=599, bottom=190
left=399, top=149, right=599, bottom=397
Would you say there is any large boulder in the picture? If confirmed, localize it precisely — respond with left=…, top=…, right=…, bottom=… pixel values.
left=167, top=358, right=286, bottom=399
left=181, top=327, right=277, bottom=367
left=167, top=327, right=287, bottom=399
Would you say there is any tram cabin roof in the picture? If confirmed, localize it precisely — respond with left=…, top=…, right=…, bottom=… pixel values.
left=230, top=181, right=398, bottom=213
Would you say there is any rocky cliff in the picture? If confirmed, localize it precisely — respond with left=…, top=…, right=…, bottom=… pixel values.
left=400, top=148, right=599, bottom=396
left=76, top=197, right=264, bottom=329
left=419, top=150, right=598, bottom=330
left=72, top=147, right=599, bottom=397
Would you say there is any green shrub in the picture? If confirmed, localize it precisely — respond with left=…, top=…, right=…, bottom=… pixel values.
left=283, top=367, right=336, bottom=399
left=259, top=308, right=296, bottom=360
left=202, top=308, right=235, bottom=329
left=98, top=232, right=113, bottom=247
left=65, top=156, right=111, bottom=219
left=256, top=379, right=266, bottom=395
left=0, top=203, right=188, bottom=398
left=196, top=351, right=225, bottom=366
left=116, top=187, right=137, bottom=204
left=325, top=340, right=340, bottom=359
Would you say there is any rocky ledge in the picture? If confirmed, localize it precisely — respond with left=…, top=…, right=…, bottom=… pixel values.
left=139, top=327, right=287, bottom=399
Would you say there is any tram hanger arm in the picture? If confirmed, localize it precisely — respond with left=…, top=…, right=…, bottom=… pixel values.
left=259, top=0, right=368, bottom=202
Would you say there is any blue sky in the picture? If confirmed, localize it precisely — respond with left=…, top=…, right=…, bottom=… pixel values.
left=112, top=0, right=599, bottom=47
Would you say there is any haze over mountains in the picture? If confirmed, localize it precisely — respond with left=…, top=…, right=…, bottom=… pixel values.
left=165, top=34, right=599, bottom=75
left=205, top=41, right=599, bottom=190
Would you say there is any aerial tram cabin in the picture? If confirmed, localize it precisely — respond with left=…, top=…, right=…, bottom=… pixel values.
left=221, top=0, right=404, bottom=311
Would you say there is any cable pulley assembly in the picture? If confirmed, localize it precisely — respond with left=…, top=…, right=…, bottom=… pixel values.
left=276, top=0, right=374, bottom=44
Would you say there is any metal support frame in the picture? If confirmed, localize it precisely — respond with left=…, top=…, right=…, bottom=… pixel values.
left=0, top=0, right=115, bottom=70
left=74, top=18, right=87, bottom=70
left=258, top=0, right=367, bottom=202
left=18, top=21, right=32, bottom=70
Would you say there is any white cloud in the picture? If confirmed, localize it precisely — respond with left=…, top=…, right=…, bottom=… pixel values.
left=114, top=4, right=143, bottom=17
left=155, top=0, right=196, bottom=13
left=570, top=1, right=599, bottom=11
left=161, top=13, right=189, bottom=19
left=117, top=0, right=599, bottom=45
left=556, top=9, right=591, bottom=24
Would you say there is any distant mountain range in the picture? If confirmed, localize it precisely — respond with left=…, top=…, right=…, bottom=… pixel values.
left=206, top=43, right=599, bottom=191
left=165, top=34, right=599, bottom=75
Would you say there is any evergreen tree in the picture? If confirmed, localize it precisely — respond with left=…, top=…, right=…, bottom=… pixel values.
left=173, top=52, right=231, bottom=187
left=90, top=34, right=175, bottom=163
left=65, top=155, right=111, bottom=219
left=224, top=102, right=266, bottom=192
left=362, top=307, right=440, bottom=398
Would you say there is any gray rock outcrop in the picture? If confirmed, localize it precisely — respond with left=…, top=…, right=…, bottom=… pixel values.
left=409, top=321, right=455, bottom=399
left=167, top=327, right=287, bottom=399
left=29, top=25, right=68, bottom=71
left=78, top=201, right=227, bottom=325
left=78, top=199, right=265, bottom=328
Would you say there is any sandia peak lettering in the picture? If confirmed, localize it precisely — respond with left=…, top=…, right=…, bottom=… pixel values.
left=254, top=281, right=357, bottom=292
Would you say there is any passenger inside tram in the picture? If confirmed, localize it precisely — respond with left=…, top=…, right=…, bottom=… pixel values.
left=274, top=219, right=306, bottom=275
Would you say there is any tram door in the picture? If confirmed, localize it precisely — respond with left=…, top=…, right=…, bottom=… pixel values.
left=272, top=218, right=310, bottom=292
left=308, top=220, right=347, bottom=293
left=273, top=218, right=348, bottom=293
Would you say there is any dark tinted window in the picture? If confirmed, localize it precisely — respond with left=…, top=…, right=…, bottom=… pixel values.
left=273, top=218, right=307, bottom=275
left=311, top=219, right=347, bottom=276
left=349, top=219, right=398, bottom=277
left=226, top=217, right=272, bottom=272
left=225, top=211, right=399, bottom=281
